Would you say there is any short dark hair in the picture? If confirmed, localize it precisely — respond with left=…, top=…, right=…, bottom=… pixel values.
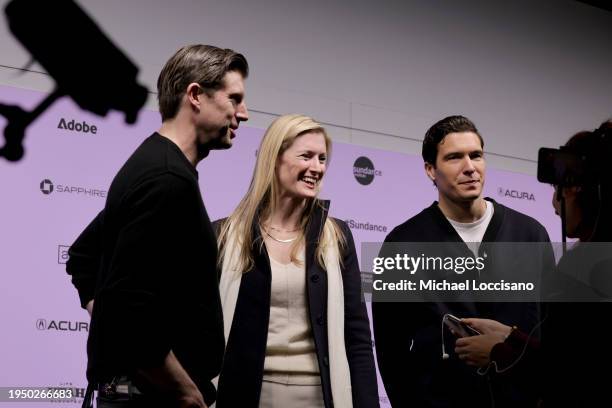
left=422, top=115, right=484, bottom=166
left=157, top=44, right=249, bottom=121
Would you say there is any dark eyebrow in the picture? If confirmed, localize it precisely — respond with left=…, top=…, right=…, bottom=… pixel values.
left=443, top=149, right=483, bottom=160
left=443, top=152, right=463, bottom=160
left=229, top=93, right=243, bottom=103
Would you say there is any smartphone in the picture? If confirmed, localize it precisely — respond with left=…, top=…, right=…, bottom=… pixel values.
left=444, top=314, right=481, bottom=337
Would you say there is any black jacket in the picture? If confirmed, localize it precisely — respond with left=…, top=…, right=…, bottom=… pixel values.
left=372, top=199, right=553, bottom=408
left=215, top=201, right=379, bottom=407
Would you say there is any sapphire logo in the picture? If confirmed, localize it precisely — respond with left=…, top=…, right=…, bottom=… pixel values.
left=497, top=187, right=535, bottom=201
left=40, top=179, right=54, bottom=194
left=353, top=156, right=382, bottom=185
left=39, top=179, right=106, bottom=199
left=58, top=245, right=70, bottom=264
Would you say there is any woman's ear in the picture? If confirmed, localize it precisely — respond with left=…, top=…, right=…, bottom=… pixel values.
left=567, top=186, right=581, bottom=197
left=555, top=185, right=580, bottom=201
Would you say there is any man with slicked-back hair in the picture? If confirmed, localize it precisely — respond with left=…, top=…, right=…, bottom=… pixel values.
left=66, top=44, right=249, bottom=408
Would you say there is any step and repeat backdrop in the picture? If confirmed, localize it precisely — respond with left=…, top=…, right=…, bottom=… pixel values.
left=0, top=85, right=560, bottom=407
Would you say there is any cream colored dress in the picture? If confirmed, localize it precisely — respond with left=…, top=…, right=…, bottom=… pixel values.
left=259, top=256, right=325, bottom=408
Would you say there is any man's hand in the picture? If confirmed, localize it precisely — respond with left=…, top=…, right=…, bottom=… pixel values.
left=138, top=350, right=207, bottom=408
left=176, top=385, right=207, bottom=408
left=176, top=383, right=207, bottom=408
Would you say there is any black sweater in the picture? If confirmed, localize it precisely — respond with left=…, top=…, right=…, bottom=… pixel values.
left=372, top=199, right=553, bottom=408
left=68, top=134, right=223, bottom=405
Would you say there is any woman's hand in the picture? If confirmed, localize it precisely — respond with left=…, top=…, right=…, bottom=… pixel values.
left=455, top=334, right=501, bottom=367
left=461, top=318, right=512, bottom=339
left=454, top=318, right=512, bottom=367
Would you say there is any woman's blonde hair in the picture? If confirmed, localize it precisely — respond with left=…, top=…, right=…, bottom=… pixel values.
left=217, top=114, right=346, bottom=272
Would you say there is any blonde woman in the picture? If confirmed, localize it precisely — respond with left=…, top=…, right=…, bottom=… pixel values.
left=214, top=114, right=379, bottom=407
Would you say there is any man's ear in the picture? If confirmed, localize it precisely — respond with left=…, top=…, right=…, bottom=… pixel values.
left=186, top=83, right=202, bottom=109
left=425, top=161, right=436, bottom=185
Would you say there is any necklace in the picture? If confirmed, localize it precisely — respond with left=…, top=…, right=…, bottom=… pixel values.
left=268, top=225, right=301, bottom=233
left=261, top=226, right=298, bottom=243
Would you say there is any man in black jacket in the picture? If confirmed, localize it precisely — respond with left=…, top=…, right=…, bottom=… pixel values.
left=372, top=115, right=552, bottom=408
left=66, top=44, right=249, bottom=408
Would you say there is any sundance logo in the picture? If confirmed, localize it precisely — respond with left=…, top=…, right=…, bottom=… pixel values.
left=353, top=156, right=382, bottom=185
left=345, top=219, right=388, bottom=233
left=57, top=117, right=98, bottom=134
left=36, top=319, right=89, bottom=332
left=497, top=187, right=535, bottom=201
left=39, top=179, right=106, bottom=198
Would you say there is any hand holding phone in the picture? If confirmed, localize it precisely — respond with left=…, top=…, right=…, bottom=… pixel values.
left=444, top=314, right=481, bottom=337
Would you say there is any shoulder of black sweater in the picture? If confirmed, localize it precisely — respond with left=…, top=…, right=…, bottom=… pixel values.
left=385, top=202, right=441, bottom=242
left=114, top=132, right=198, bottom=188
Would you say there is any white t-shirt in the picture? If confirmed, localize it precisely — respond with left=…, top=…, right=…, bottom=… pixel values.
left=447, top=200, right=494, bottom=255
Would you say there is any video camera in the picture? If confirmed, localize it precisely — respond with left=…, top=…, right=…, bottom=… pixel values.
left=0, top=0, right=148, bottom=162
left=537, top=147, right=591, bottom=186
left=537, top=125, right=611, bottom=187
left=537, top=122, right=611, bottom=244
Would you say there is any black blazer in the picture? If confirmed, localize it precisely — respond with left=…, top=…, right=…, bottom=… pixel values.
left=214, top=200, right=379, bottom=407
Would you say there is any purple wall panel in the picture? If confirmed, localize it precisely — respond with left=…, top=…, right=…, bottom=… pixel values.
left=0, top=86, right=157, bottom=406
left=0, top=85, right=559, bottom=407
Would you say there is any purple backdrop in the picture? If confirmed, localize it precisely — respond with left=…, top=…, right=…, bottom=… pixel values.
left=0, top=85, right=560, bottom=407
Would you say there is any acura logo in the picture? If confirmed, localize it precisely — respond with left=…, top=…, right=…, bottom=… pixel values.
left=36, top=319, right=47, bottom=330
